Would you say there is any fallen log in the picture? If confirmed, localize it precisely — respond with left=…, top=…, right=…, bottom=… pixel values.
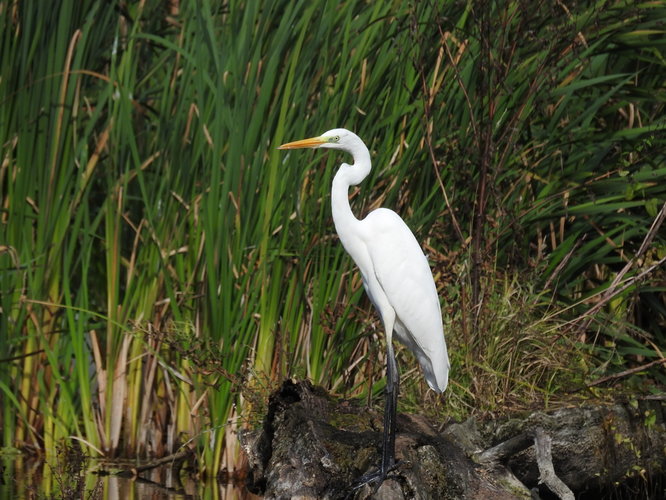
left=240, top=380, right=665, bottom=499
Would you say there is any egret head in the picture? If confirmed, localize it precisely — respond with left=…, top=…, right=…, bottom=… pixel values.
left=278, top=128, right=363, bottom=153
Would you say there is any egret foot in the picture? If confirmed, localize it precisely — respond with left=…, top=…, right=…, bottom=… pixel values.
left=352, top=460, right=402, bottom=492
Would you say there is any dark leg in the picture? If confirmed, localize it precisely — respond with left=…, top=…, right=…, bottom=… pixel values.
left=381, top=341, right=399, bottom=473
left=352, top=342, right=400, bottom=490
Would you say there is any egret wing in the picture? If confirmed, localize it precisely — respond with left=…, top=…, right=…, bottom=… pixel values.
left=361, top=208, right=449, bottom=392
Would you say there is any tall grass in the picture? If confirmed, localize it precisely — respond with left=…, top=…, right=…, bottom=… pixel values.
left=408, top=0, right=666, bottom=407
left=0, top=0, right=664, bottom=477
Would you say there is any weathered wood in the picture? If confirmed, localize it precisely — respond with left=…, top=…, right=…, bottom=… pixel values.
left=240, top=380, right=666, bottom=499
left=474, top=431, right=533, bottom=464
left=534, top=427, right=574, bottom=500
left=477, top=400, right=666, bottom=496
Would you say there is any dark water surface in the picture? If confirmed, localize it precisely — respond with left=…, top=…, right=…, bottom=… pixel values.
left=1, top=455, right=261, bottom=499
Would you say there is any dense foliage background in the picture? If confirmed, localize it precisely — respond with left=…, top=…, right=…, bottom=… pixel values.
left=1, top=0, right=664, bottom=478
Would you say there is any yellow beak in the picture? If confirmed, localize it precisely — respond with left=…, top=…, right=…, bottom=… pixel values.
left=278, top=136, right=326, bottom=149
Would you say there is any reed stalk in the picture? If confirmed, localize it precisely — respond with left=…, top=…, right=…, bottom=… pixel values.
left=0, top=0, right=663, bottom=475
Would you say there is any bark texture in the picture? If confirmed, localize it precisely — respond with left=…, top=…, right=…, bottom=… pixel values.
left=240, top=380, right=665, bottom=499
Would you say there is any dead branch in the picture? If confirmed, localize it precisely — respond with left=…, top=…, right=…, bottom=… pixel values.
left=534, top=427, right=574, bottom=500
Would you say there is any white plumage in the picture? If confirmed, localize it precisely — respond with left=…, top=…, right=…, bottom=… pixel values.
left=279, top=128, right=450, bottom=487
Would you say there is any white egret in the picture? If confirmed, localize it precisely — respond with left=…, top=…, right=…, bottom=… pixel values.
left=278, top=129, right=449, bottom=488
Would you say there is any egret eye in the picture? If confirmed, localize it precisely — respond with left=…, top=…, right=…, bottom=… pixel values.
left=331, top=135, right=340, bottom=143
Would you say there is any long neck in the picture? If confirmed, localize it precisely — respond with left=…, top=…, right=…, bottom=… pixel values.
left=331, top=144, right=371, bottom=247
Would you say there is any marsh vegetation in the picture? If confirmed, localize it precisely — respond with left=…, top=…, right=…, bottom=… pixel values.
left=1, top=0, right=664, bottom=492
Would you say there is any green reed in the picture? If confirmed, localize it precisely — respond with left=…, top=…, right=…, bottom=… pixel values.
left=0, top=0, right=664, bottom=476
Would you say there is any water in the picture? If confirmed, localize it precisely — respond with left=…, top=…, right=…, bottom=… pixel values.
left=0, top=455, right=261, bottom=499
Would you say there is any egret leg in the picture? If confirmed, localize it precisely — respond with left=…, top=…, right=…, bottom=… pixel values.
left=381, top=340, right=399, bottom=473
left=352, top=341, right=400, bottom=490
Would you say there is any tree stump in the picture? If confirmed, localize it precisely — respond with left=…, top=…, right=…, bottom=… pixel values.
left=240, top=380, right=665, bottom=499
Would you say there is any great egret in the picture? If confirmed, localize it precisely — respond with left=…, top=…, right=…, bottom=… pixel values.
left=278, top=128, right=449, bottom=488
